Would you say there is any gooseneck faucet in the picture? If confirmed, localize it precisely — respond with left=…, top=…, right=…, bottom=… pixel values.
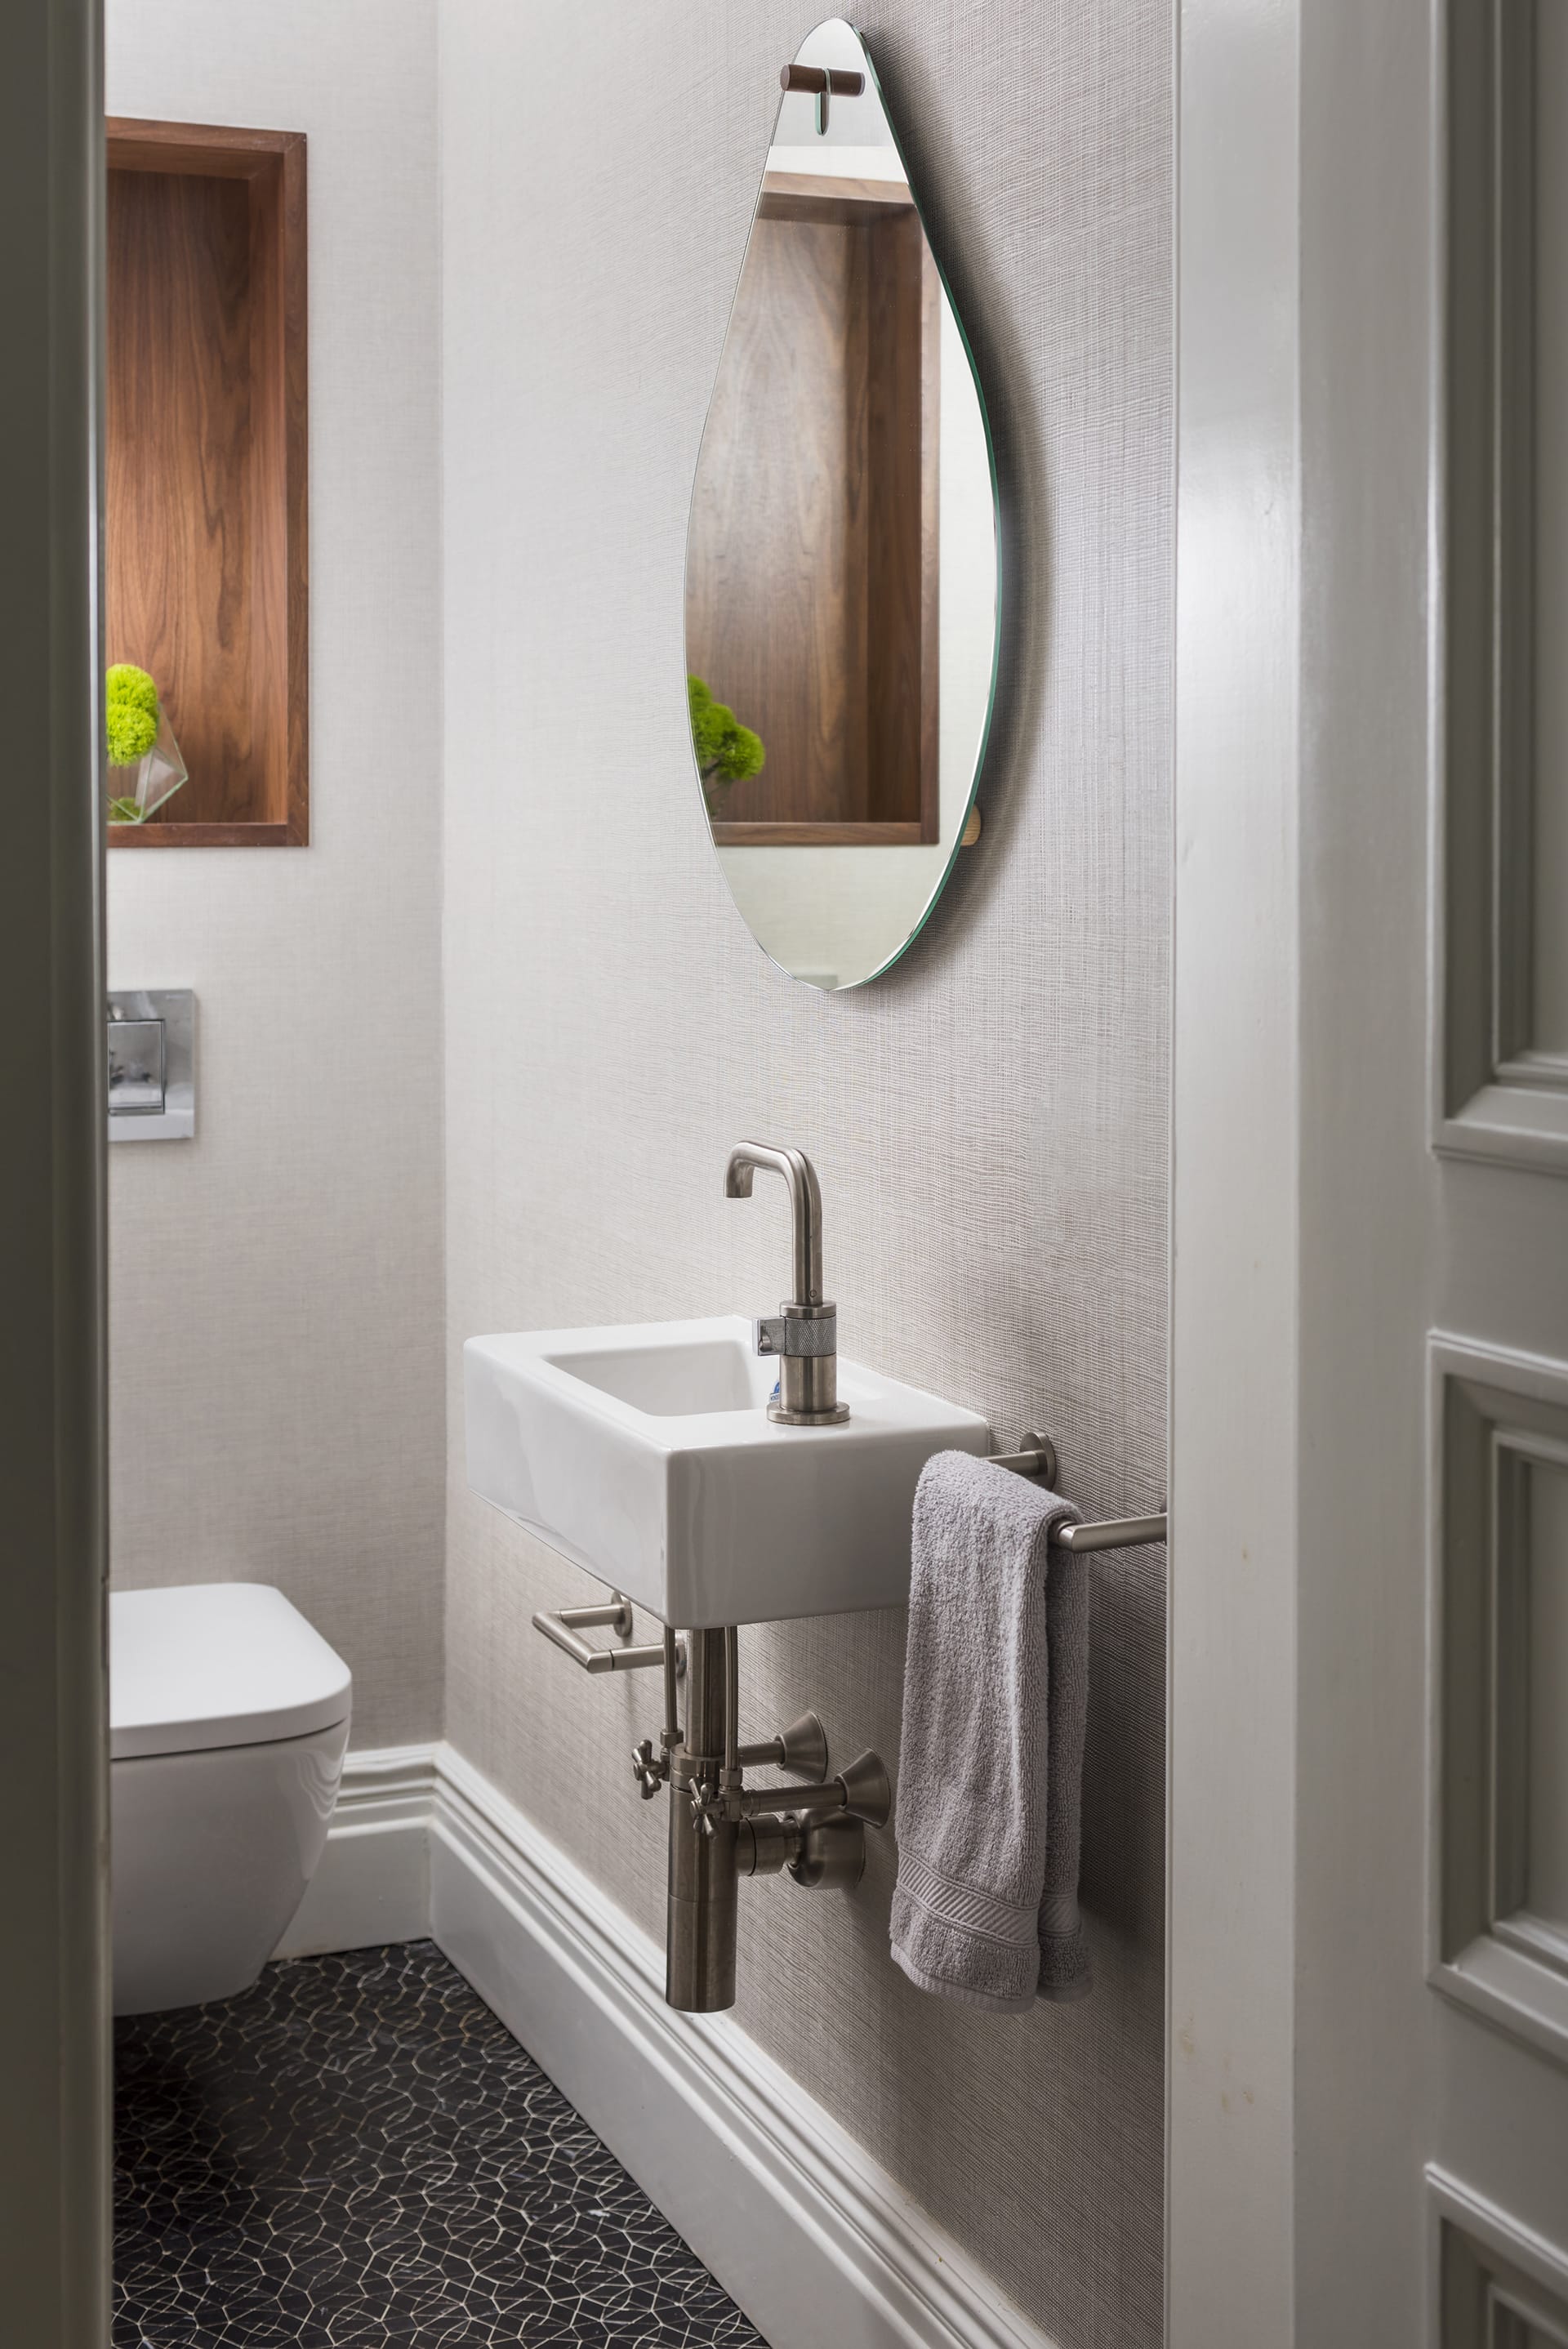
left=725, top=1142, right=849, bottom=1425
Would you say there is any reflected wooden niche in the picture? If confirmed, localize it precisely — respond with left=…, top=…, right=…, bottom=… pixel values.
left=106, top=119, right=308, bottom=847
left=688, top=172, right=939, bottom=847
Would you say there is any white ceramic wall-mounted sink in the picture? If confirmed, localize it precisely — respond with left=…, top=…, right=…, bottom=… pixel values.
left=464, top=1315, right=989, bottom=1627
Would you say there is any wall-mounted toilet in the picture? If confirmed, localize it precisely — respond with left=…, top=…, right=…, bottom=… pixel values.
left=110, top=1583, right=352, bottom=2017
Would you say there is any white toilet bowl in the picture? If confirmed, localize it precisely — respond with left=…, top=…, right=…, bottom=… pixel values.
left=110, top=1583, right=352, bottom=2016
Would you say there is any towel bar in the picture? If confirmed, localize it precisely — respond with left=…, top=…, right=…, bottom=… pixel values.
left=988, top=1429, right=1168, bottom=1551
left=533, top=1593, right=668, bottom=1673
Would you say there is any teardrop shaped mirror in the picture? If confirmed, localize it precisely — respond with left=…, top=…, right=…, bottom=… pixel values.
left=686, top=18, right=999, bottom=992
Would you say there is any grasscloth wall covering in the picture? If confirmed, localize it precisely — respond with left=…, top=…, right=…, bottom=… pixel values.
left=105, top=0, right=446, bottom=1749
left=440, top=4, right=1169, bottom=2343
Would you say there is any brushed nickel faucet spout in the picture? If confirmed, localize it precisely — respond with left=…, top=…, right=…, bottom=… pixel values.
left=725, top=1141, right=849, bottom=1425
left=724, top=1142, right=823, bottom=1301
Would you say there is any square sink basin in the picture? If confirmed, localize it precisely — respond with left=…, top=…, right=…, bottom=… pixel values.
left=463, top=1316, right=991, bottom=1627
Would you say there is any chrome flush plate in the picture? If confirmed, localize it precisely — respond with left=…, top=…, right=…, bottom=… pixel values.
left=108, top=988, right=195, bottom=1141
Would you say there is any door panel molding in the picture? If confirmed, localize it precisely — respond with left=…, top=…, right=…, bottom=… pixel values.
left=1431, top=1334, right=1568, bottom=2062
left=1430, top=2167, right=1568, bottom=2346
left=1432, top=0, right=1568, bottom=1172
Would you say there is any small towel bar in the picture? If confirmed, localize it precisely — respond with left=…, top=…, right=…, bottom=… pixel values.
left=532, top=1593, right=668, bottom=1673
left=988, top=1429, right=1168, bottom=1551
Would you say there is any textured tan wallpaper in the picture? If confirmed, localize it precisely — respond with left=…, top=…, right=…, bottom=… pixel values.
left=105, top=0, right=447, bottom=1750
left=440, top=2, right=1169, bottom=2342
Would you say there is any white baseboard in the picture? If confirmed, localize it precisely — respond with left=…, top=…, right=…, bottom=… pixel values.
left=274, top=1745, right=435, bottom=1959
left=275, top=1739, right=1054, bottom=2349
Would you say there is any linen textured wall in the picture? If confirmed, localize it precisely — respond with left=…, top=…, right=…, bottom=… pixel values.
left=439, top=3, right=1171, bottom=2342
left=105, top=0, right=447, bottom=1750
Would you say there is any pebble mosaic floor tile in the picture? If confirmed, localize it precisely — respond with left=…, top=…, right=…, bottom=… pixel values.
left=114, top=1939, right=767, bottom=2348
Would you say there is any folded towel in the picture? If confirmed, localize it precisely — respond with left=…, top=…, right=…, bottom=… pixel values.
left=889, top=1451, right=1091, bottom=2011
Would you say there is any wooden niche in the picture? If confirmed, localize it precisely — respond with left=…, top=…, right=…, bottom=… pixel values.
left=106, top=120, right=308, bottom=846
left=688, top=173, right=939, bottom=846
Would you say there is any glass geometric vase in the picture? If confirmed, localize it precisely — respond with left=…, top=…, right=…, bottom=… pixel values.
left=108, top=709, right=187, bottom=825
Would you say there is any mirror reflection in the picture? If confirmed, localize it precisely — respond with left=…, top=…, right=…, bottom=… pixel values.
left=686, top=18, right=999, bottom=991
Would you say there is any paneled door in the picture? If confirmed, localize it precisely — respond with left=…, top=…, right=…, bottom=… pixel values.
left=1171, top=0, right=1568, bottom=2338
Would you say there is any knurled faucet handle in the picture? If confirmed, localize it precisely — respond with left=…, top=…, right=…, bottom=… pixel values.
left=631, top=1739, right=666, bottom=1800
left=754, top=1310, right=837, bottom=1358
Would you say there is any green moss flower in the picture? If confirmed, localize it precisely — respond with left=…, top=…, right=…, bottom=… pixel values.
left=105, top=662, right=161, bottom=768
left=715, top=719, right=763, bottom=783
left=687, top=674, right=765, bottom=808
left=108, top=662, right=158, bottom=717
left=107, top=704, right=158, bottom=766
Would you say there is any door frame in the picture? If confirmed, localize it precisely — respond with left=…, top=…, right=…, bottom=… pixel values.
left=1168, top=0, right=1303, bottom=2332
left=0, top=0, right=112, bottom=2333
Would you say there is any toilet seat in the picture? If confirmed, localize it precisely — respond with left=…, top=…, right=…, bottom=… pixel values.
left=110, top=1583, right=353, bottom=1760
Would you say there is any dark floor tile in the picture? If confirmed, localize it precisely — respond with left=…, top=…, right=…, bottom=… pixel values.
left=114, top=1940, right=765, bottom=2349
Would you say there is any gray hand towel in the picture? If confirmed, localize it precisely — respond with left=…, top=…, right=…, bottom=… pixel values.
left=889, top=1451, right=1092, bottom=2011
